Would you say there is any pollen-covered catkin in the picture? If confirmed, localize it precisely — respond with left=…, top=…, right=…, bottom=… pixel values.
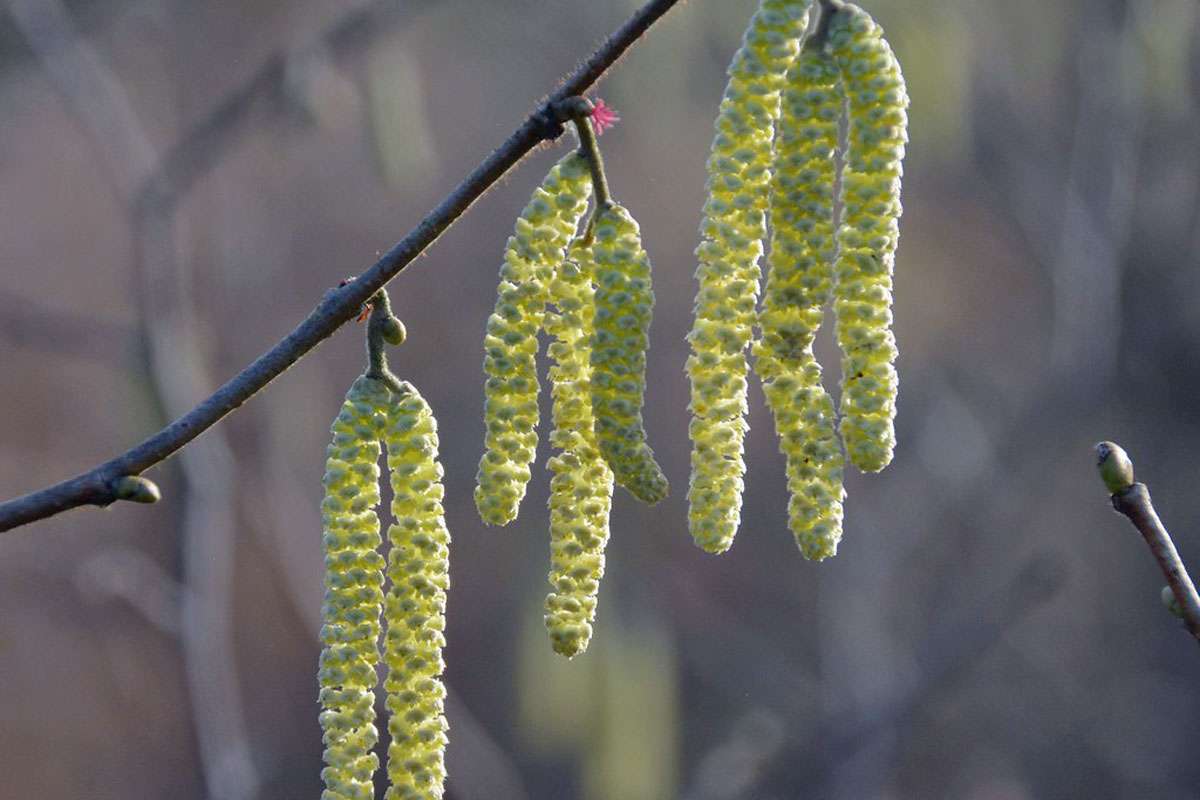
left=476, top=153, right=592, bottom=525
left=319, top=376, right=390, bottom=800
left=828, top=3, right=909, bottom=473
left=687, top=0, right=812, bottom=554
left=383, top=383, right=452, bottom=799
left=544, top=240, right=615, bottom=658
left=754, top=46, right=846, bottom=559
left=589, top=203, right=668, bottom=505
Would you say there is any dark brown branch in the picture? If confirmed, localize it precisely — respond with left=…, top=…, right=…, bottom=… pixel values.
left=0, top=0, right=685, bottom=533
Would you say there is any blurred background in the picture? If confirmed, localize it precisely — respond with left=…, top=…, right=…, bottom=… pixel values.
left=1, top=0, right=1199, bottom=797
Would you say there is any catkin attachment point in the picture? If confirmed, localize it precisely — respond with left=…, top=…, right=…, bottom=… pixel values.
left=112, top=475, right=161, bottom=504
left=1095, top=441, right=1135, bottom=495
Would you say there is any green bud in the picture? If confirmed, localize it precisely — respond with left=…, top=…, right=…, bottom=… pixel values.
left=381, top=317, right=407, bottom=346
left=1161, top=585, right=1185, bottom=619
left=1095, top=441, right=1135, bottom=494
left=112, top=475, right=161, bottom=504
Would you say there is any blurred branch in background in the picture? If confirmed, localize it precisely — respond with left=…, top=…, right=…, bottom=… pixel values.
left=138, top=0, right=435, bottom=216
left=0, top=0, right=686, bottom=533
left=0, top=289, right=134, bottom=369
left=756, top=553, right=1067, bottom=797
left=1097, top=442, right=1200, bottom=645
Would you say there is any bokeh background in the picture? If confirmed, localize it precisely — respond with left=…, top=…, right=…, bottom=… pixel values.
left=2, top=0, right=1199, bottom=797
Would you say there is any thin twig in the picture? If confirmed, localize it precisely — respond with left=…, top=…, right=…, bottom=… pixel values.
left=0, top=0, right=686, bottom=533
left=1097, top=442, right=1200, bottom=646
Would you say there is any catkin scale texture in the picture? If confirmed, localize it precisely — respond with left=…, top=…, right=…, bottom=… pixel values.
left=319, top=376, right=390, bottom=800
left=687, top=0, right=812, bottom=554
left=383, top=384, right=452, bottom=800
left=828, top=4, right=909, bottom=473
left=755, top=46, right=846, bottom=559
left=544, top=241, right=615, bottom=658
left=589, top=203, right=669, bottom=506
left=475, top=153, right=592, bottom=525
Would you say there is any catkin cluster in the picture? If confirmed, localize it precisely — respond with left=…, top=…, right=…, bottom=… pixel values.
left=475, top=135, right=667, bottom=656
left=687, top=0, right=811, bottom=555
left=319, top=375, right=451, bottom=800
left=689, top=0, right=908, bottom=557
left=475, top=153, right=594, bottom=525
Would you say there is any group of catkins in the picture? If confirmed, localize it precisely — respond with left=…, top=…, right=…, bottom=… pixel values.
left=316, top=1, right=908, bottom=798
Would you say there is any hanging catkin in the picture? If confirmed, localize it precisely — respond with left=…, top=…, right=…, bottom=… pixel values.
left=476, top=153, right=593, bottom=525
left=755, top=44, right=846, bottom=559
left=687, top=0, right=812, bottom=554
left=383, top=382, right=452, bottom=799
left=828, top=3, right=909, bottom=473
left=589, top=203, right=669, bottom=506
left=318, top=376, right=390, bottom=800
left=544, top=239, right=615, bottom=658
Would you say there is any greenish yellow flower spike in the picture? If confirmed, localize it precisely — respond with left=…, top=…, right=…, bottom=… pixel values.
left=319, top=375, right=390, bottom=800
left=383, top=382, right=452, bottom=800
left=688, top=0, right=812, bottom=554
left=544, top=241, right=615, bottom=658
left=755, top=45, right=846, bottom=559
left=476, top=152, right=593, bottom=525
left=589, top=203, right=669, bottom=505
left=828, top=3, right=909, bottom=473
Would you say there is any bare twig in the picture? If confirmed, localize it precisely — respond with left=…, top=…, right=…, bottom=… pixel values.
left=1097, top=442, right=1200, bottom=646
left=0, top=0, right=686, bottom=532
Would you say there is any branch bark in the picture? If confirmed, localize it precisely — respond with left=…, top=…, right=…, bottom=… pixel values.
left=1110, top=484, right=1200, bottom=645
left=0, top=0, right=686, bottom=533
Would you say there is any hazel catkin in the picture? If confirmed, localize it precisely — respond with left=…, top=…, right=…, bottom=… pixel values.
left=687, top=0, right=812, bottom=554
left=589, top=203, right=668, bottom=506
left=475, top=152, right=593, bottom=525
left=319, top=375, right=390, bottom=800
left=383, top=382, right=452, bottom=800
left=754, top=45, right=846, bottom=559
left=827, top=3, right=909, bottom=473
left=544, top=240, right=615, bottom=658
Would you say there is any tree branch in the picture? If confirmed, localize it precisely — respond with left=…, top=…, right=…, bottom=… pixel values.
left=1096, top=442, right=1200, bottom=646
left=0, top=0, right=686, bottom=533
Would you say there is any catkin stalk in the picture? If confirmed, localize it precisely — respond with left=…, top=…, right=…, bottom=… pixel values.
left=828, top=3, right=909, bottom=473
left=687, top=0, right=812, bottom=554
left=476, top=153, right=593, bottom=525
left=755, top=45, right=846, bottom=559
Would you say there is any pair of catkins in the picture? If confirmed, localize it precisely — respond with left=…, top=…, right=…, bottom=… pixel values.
left=475, top=138, right=667, bottom=660
left=319, top=364, right=451, bottom=800
left=688, top=0, right=909, bottom=560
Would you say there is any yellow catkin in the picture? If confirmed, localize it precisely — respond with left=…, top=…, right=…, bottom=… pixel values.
left=687, top=0, right=812, bottom=554
left=755, top=45, right=846, bottom=559
left=828, top=3, right=909, bottom=473
left=383, top=382, right=452, bottom=800
left=319, top=376, right=390, bottom=800
left=476, top=153, right=593, bottom=525
left=544, top=240, right=615, bottom=658
left=589, top=203, right=669, bottom=505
